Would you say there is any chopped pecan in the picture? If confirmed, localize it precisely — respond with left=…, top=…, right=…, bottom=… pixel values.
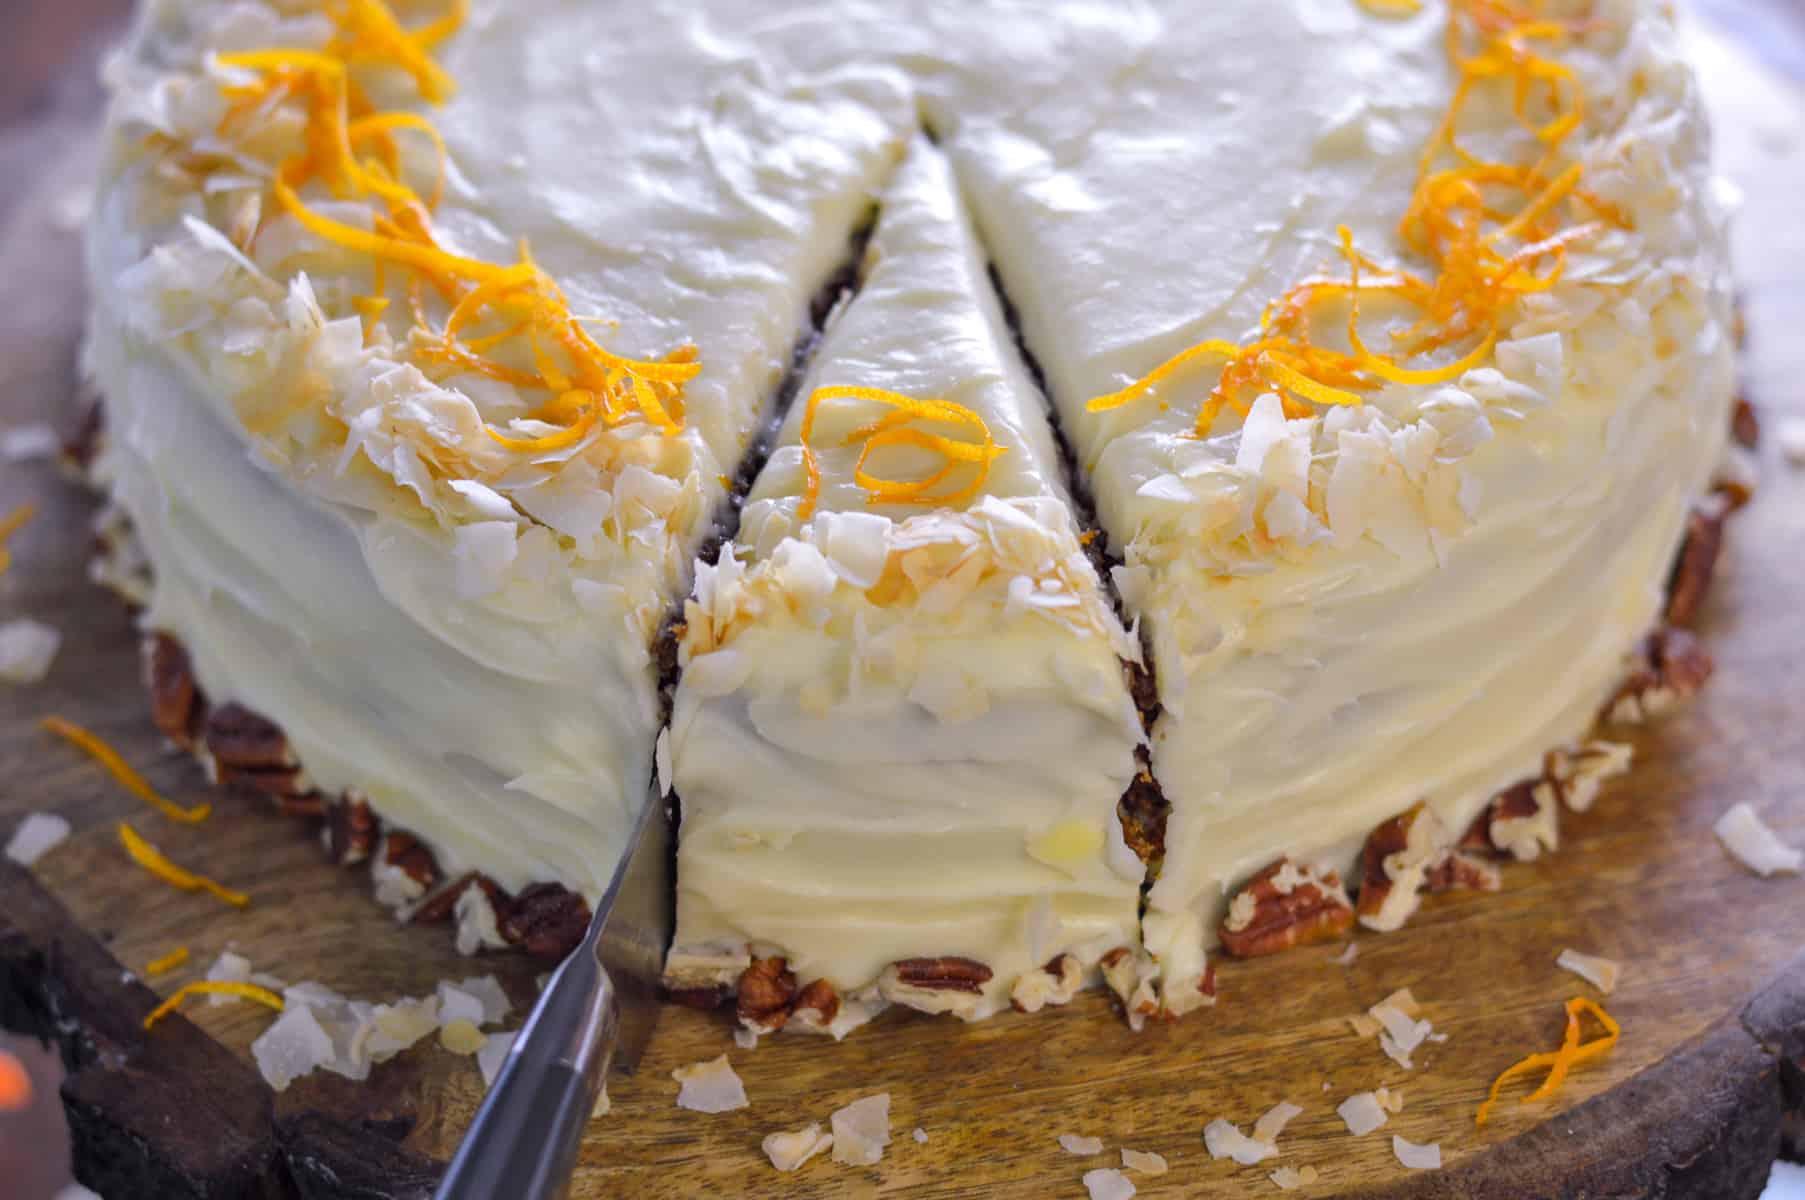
left=1487, top=778, right=1560, bottom=861
left=1010, top=954, right=1084, bottom=1014
left=411, top=871, right=508, bottom=927
left=1545, top=741, right=1633, bottom=814
left=1732, top=394, right=1759, bottom=448
left=382, top=830, right=439, bottom=888
left=789, top=978, right=841, bottom=1030
left=324, top=792, right=377, bottom=866
left=204, top=703, right=295, bottom=770
left=667, top=985, right=729, bottom=1010
left=500, top=882, right=592, bottom=961
left=1099, top=946, right=1160, bottom=1031
left=1198, top=962, right=1218, bottom=1000
left=276, top=792, right=329, bottom=818
left=1457, top=808, right=1498, bottom=857
left=736, top=957, right=798, bottom=1033
left=1665, top=499, right=1730, bottom=626
left=60, top=396, right=105, bottom=474
left=143, top=633, right=204, bottom=750
left=1218, top=858, right=1354, bottom=958
left=878, top=956, right=993, bottom=1018
left=1605, top=627, right=1714, bottom=725
left=1356, top=803, right=1448, bottom=934
left=1424, top=851, right=1502, bottom=894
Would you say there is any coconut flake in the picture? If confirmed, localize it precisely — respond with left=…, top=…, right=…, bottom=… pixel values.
left=1082, top=1167, right=1137, bottom=1200
left=830, top=1093, right=891, bottom=1165
left=1374, top=1087, right=1404, bottom=1114
left=251, top=1003, right=336, bottom=1091
left=1393, top=1136, right=1442, bottom=1170
left=476, top=1030, right=515, bottom=1088
left=0, top=619, right=61, bottom=683
left=1714, top=802, right=1803, bottom=876
left=1776, top=418, right=1805, bottom=466
left=1059, top=1134, right=1105, bottom=1156
left=1556, top=949, right=1621, bottom=994
left=913, top=1127, right=928, bottom=1144
left=1252, top=1101, right=1303, bottom=1144
left=1204, top=1118, right=1276, bottom=1165
left=452, top=521, right=519, bottom=598
left=671, top=1054, right=748, bottom=1113
left=5, top=812, right=70, bottom=865
left=0, top=423, right=59, bottom=462
left=733, top=1025, right=759, bottom=1050
left=1269, top=1165, right=1320, bottom=1190
left=439, top=1019, right=485, bottom=1055
left=1337, top=1092, right=1389, bottom=1136
left=762, top=1122, right=834, bottom=1171
left=1121, top=1148, right=1168, bottom=1175
left=1333, top=941, right=1359, bottom=966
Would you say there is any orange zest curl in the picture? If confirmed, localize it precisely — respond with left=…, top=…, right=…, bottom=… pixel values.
left=118, top=822, right=249, bottom=909
left=42, top=716, right=212, bottom=824
left=0, top=501, right=36, bottom=575
left=1091, top=0, right=1607, bottom=437
left=143, top=981, right=285, bottom=1031
left=205, top=0, right=696, bottom=450
left=1476, top=996, right=1620, bottom=1126
left=145, top=946, right=192, bottom=977
left=796, top=386, right=1008, bottom=520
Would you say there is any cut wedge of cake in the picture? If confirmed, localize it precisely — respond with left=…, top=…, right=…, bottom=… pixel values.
left=663, top=138, right=1147, bottom=1032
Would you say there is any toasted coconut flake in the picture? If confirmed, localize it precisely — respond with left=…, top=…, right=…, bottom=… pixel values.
left=913, top=1127, right=929, bottom=1144
left=1392, top=1136, right=1441, bottom=1170
left=439, top=1019, right=486, bottom=1055
left=1374, top=1087, right=1404, bottom=1114
left=0, top=422, right=59, bottom=462
left=1204, top=1118, right=1275, bottom=1165
left=763, top=1123, right=834, bottom=1171
left=671, top=1054, right=748, bottom=1113
left=1121, top=1148, right=1168, bottom=1176
left=1082, top=1167, right=1137, bottom=1200
left=1555, top=949, right=1621, bottom=994
left=1714, top=803, right=1803, bottom=876
left=252, top=1001, right=336, bottom=1091
left=1777, top=418, right=1805, bottom=466
left=4, top=812, right=70, bottom=865
left=1337, top=1092, right=1389, bottom=1136
left=733, top=1025, right=759, bottom=1050
left=0, top=619, right=61, bottom=683
left=830, top=1093, right=891, bottom=1165
left=1334, top=942, right=1359, bottom=966
left=1253, top=1101, right=1303, bottom=1145
left=1060, top=1134, right=1106, bottom=1156
left=1269, top=1165, right=1320, bottom=1190
left=476, top=1030, right=515, bottom=1088
left=437, top=975, right=510, bottom=1026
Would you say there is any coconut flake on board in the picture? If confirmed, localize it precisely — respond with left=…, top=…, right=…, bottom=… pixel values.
left=0, top=619, right=61, bottom=683
left=1269, top=1165, right=1320, bottom=1190
left=5, top=812, right=70, bottom=865
left=1555, top=949, right=1622, bottom=994
left=1204, top=1118, right=1277, bottom=1165
left=1083, top=1168, right=1137, bottom=1200
left=1121, top=1148, right=1168, bottom=1175
left=1714, top=803, right=1803, bottom=876
left=1336, top=1092, right=1390, bottom=1136
left=763, top=1123, right=834, bottom=1171
left=671, top=1055, right=748, bottom=1113
left=831, top=1093, right=892, bottom=1165
left=1393, top=1136, right=1442, bottom=1170
left=1060, top=1134, right=1106, bottom=1156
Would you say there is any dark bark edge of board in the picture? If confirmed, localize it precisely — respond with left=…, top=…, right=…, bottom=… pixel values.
left=2, top=856, right=1800, bottom=1200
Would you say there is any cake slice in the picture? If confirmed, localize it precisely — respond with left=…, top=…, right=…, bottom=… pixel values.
left=663, top=138, right=1147, bottom=1033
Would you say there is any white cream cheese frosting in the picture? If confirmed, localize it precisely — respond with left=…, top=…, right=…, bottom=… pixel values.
left=84, top=0, right=1733, bottom=1023
left=665, top=138, right=1146, bottom=1025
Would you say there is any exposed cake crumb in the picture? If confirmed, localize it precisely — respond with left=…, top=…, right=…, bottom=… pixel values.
left=477, top=1030, right=515, bottom=1088
left=439, top=1019, right=486, bottom=1055
left=0, top=423, right=59, bottom=462
left=1204, top=1118, right=1276, bottom=1165
left=1083, top=1167, right=1136, bottom=1200
left=0, top=619, right=60, bottom=683
left=1392, top=1135, right=1441, bottom=1170
left=1714, top=803, right=1802, bottom=876
left=1060, top=1134, right=1105, bottom=1156
left=4, top=812, right=70, bottom=865
left=1556, top=949, right=1621, bottom=994
left=1269, top=1165, right=1319, bottom=1190
left=1336, top=1092, right=1389, bottom=1136
left=672, top=1055, right=748, bottom=1113
left=762, top=1122, right=833, bottom=1171
left=831, top=1093, right=891, bottom=1165
left=1121, top=1148, right=1167, bottom=1175
left=1252, top=1101, right=1303, bottom=1144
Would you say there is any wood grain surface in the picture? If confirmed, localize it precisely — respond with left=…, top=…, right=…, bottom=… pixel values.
left=2, top=7, right=1803, bottom=1199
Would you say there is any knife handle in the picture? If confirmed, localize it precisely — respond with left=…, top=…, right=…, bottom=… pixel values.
left=433, top=947, right=617, bottom=1200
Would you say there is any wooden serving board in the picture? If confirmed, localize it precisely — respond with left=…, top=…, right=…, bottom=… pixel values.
left=3, top=10, right=1804, bottom=1199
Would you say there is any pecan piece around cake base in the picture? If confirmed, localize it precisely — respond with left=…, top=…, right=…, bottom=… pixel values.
left=737, top=957, right=799, bottom=1034
left=1219, top=858, right=1354, bottom=959
left=878, top=956, right=993, bottom=1019
left=500, top=882, right=592, bottom=962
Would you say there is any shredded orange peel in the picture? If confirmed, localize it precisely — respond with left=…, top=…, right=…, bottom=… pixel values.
left=118, top=822, right=249, bottom=909
left=0, top=501, right=36, bottom=575
left=143, top=980, right=285, bottom=1031
left=202, top=0, right=696, bottom=454
left=42, top=716, right=212, bottom=824
left=1476, top=996, right=1620, bottom=1126
left=1090, top=0, right=1609, bottom=437
left=796, top=385, right=1008, bottom=519
left=145, top=946, right=192, bottom=977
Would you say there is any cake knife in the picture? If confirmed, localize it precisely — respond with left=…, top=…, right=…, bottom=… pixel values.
left=433, top=783, right=672, bottom=1200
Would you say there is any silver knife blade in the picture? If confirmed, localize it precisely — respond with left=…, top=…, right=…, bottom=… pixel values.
left=589, top=779, right=672, bottom=1072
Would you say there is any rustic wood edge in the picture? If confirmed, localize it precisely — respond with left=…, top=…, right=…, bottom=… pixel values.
left=3, top=855, right=1801, bottom=1199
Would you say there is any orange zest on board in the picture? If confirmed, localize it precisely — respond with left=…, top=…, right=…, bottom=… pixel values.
left=143, top=981, right=285, bottom=1031
left=796, top=385, right=1008, bottom=520
left=1476, top=996, right=1620, bottom=1126
left=203, top=0, right=696, bottom=448
left=42, top=716, right=212, bottom=824
left=0, top=501, right=36, bottom=575
left=0, top=1051, right=31, bottom=1112
left=1089, top=0, right=1606, bottom=435
left=118, top=822, right=249, bottom=909
left=145, top=946, right=192, bottom=977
